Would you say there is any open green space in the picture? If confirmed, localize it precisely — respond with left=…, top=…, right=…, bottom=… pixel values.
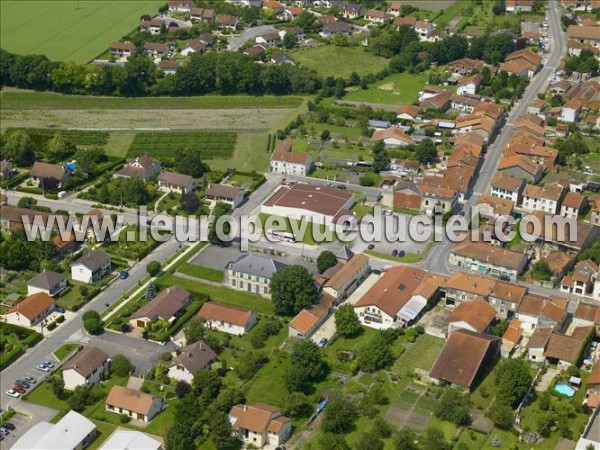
left=53, top=343, right=80, bottom=361
left=1, top=1, right=164, bottom=63
left=365, top=242, right=433, bottom=264
left=155, top=275, right=274, bottom=315
left=0, top=90, right=305, bottom=110
left=178, top=263, right=225, bottom=283
left=291, top=46, right=389, bottom=78
left=259, top=213, right=335, bottom=245
left=344, top=71, right=429, bottom=106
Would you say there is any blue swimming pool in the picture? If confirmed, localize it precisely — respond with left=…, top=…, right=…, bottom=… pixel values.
left=554, top=384, right=575, bottom=397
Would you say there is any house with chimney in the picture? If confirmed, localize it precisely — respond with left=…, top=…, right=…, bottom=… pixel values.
left=157, top=171, right=196, bottom=195
left=2, top=292, right=54, bottom=328
left=521, top=182, right=566, bottom=214
left=270, top=141, right=312, bottom=176
left=70, top=250, right=111, bottom=284
left=490, top=172, right=526, bottom=204
left=109, top=42, right=136, bottom=59
left=448, top=242, right=528, bottom=282
left=115, top=155, right=161, bottom=182
left=516, top=293, right=568, bottom=334
left=62, top=347, right=110, bottom=390
left=167, top=340, right=217, bottom=383
left=129, top=286, right=190, bottom=329
left=197, top=302, right=257, bottom=335
left=106, top=386, right=164, bottom=422
left=229, top=403, right=292, bottom=448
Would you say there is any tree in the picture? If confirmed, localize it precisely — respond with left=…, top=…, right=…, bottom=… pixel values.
left=358, top=334, right=393, bottom=372
left=74, top=146, right=106, bottom=174
left=146, top=282, right=157, bottom=299
left=421, top=427, right=450, bottom=450
left=68, top=385, right=91, bottom=412
left=50, top=376, right=64, bottom=397
left=111, top=354, right=133, bottom=377
left=208, top=201, right=233, bottom=246
left=4, top=130, right=35, bottom=166
left=334, top=304, right=361, bottom=338
left=372, top=140, right=390, bottom=173
left=175, top=380, right=191, bottom=398
left=174, top=147, right=207, bottom=178
left=321, top=392, right=357, bottom=434
left=165, top=422, right=194, bottom=450
left=283, top=392, right=311, bottom=418
left=487, top=400, right=514, bottom=429
left=184, top=316, right=206, bottom=344
left=209, top=412, right=237, bottom=450
left=179, top=192, right=200, bottom=213
left=317, top=250, right=338, bottom=273
left=270, top=265, right=318, bottom=315
left=17, top=197, right=37, bottom=209
left=46, top=132, right=75, bottom=162
left=531, top=260, right=552, bottom=281
left=82, top=310, right=104, bottom=335
left=434, top=388, right=471, bottom=426
left=146, top=261, right=161, bottom=276
left=320, top=129, right=330, bottom=141
left=318, top=433, right=350, bottom=450
left=495, top=359, right=532, bottom=408
left=393, top=429, right=418, bottom=450
left=360, top=172, right=379, bottom=187
left=415, top=139, right=437, bottom=164
left=283, top=33, right=298, bottom=49
left=355, top=432, right=384, bottom=450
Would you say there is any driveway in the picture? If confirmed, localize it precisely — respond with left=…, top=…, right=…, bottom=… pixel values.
left=227, top=25, right=277, bottom=51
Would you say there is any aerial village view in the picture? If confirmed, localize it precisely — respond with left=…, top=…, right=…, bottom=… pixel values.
left=0, top=0, right=599, bottom=449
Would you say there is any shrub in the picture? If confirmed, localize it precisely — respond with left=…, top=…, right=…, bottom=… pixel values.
left=56, top=315, right=65, bottom=324
left=120, top=414, right=131, bottom=424
left=161, top=352, right=173, bottom=361
left=46, top=322, right=58, bottom=331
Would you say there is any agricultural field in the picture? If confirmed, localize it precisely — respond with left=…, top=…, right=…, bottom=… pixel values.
left=291, top=46, right=389, bottom=78
left=127, top=131, right=237, bottom=163
left=405, top=0, right=457, bottom=11
left=3, top=128, right=109, bottom=148
left=0, top=0, right=164, bottom=63
left=343, top=71, right=429, bottom=106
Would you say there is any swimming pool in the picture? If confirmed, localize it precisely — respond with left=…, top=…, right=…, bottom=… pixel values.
left=554, top=384, right=575, bottom=397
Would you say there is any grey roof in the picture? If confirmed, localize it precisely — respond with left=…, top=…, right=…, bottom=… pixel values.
left=130, top=286, right=190, bottom=321
left=27, top=270, right=65, bottom=290
left=169, top=340, right=216, bottom=375
left=336, top=246, right=354, bottom=261
left=72, top=250, right=110, bottom=271
left=226, top=253, right=288, bottom=279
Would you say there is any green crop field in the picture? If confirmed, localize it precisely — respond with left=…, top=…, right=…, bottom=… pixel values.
left=1, top=0, right=164, bottom=63
left=3, top=128, right=109, bottom=147
left=291, top=45, right=389, bottom=78
left=127, top=131, right=237, bottom=162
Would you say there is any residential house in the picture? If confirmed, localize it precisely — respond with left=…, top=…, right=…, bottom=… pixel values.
left=506, top=0, right=533, bottom=12
left=415, top=20, right=434, bottom=41
left=497, top=155, right=544, bottom=183
left=52, top=231, right=77, bottom=253
left=197, top=301, right=257, bottom=335
left=501, top=319, right=523, bottom=357
left=446, top=297, right=497, bottom=335
left=167, top=340, right=217, bottom=383
left=354, top=267, right=431, bottom=329
left=341, top=3, right=364, bottom=19
left=364, top=9, right=390, bottom=23
left=263, top=0, right=285, bottom=13
left=419, top=90, right=452, bottom=112
left=26, top=271, right=67, bottom=300
left=129, top=286, right=190, bottom=329
left=396, top=105, right=419, bottom=121
left=62, top=347, right=110, bottom=390
left=270, top=52, right=295, bottom=65
left=270, top=141, right=312, bottom=176
left=11, top=411, right=96, bottom=450
left=561, top=259, right=599, bottom=296
left=526, top=326, right=553, bottom=362
left=516, top=293, right=568, bottom=333
left=488, top=281, right=527, bottom=319
left=477, top=194, right=514, bottom=219
left=501, top=48, right=542, bottom=78
left=415, top=183, right=458, bottom=215
left=323, top=253, right=370, bottom=301
left=109, top=42, right=136, bottom=58
left=521, top=182, right=566, bottom=214
left=157, top=171, right=196, bottom=194
left=225, top=253, right=287, bottom=298
left=393, top=16, right=417, bottom=29
left=289, top=309, right=322, bottom=339
left=205, top=184, right=244, bottom=208
left=442, top=272, right=495, bottom=306
left=256, top=31, right=281, bottom=47
left=457, top=74, right=482, bottom=95
left=283, top=7, right=304, bottom=21
left=490, top=173, right=526, bottom=204
left=543, top=326, right=594, bottom=369
left=388, top=1, right=402, bottom=16
left=115, top=155, right=161, bottom=181
left=447, top=58, right=485, bottom=75
left=572, top=301, right=600, bottom=331
left=0, top=206, right=58, bottom=232
left=319, top=22, right=352, bottom=38
left=143, top=42, right=168, bottom=59
left=560, top=191, right=587, bottom=218
left=229, top=403, right=292, bottom=448
left=429, top=329, right=501, bottom=390
left=158, top=60, right=180, bottom=75
left=71, top=250, right=111, bottom=284
left=180, top=38, right=207, bottom=56
left=168, top=0, right=194, bottom=13
left=568, top=25, right=600, bottom=48
left=528, top=98, right=545, bottom=115
left=505, top=142, right=558, bottom=169
left=190, top=8, right=215, bottom=22
left=106, top=386, right=164, bottom=422
left=592, top=199, right=600, bottom=225
left=448, top=242, right=528, bottom=281
left=216, top=14, right=238, bottom=30
left=371, top=128, right=414, bottom=147
left=2, top=292, right=54, bottom=328
left=282, top=26, right=305, bottom=41
left=31, top=162, right=68, bottom=187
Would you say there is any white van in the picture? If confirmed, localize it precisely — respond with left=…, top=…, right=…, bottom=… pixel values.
left=58, top=191, right=67, bottom=199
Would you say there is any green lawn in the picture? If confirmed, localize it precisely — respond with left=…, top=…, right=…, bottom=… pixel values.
left=209, top=132, right=271, bottom=172
left=259, top=213, right=335, bottom=245
left=1, top=1, right=165, bottom=63
left=104, top=133, right=135, bottom=158
left=0, top=89, right=305, bottom=110
left=365, top=242, right=433, bottom=264
left=87, top=420, right=119, bottom=450
left=178, top=263, right=224, bottom=283
left=53, top=343, right=80, bottom=361
left=344, top=71, right=429, bottom=105
left=291, top=46, right=389, bottom=78
left=155, top=275, right=274, bottom=315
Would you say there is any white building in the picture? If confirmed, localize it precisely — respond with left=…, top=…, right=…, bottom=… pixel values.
left=2, top=292, right=54, bottom=329
left=27, top=270, right=67, bottom=297
left=205, top=184, right=245, bottom=208
left=167, top=340, right=216, bottom=383
left=105, top=386, right=164, bottom=423
left=490, top=173, right=525, bottom=204
left=158, top=171, right=196, bottom=195
left=11, top=411, right=96, bottom=450
left=197, top=301, right=257, bottom=335
left=225, top=253, right=288, bottom=298
left=62, top=347, right=109, bottom=391
left=229, top=403, right=292, bottom=448
left=99, top=430, right=161, bottom=450
left=456, top=74, right=482, bottom=96
left=270, top=141, right=312, bottom=176
left=71, top=250, right=111, bottom=284
left=521, top=182, right=566, bottom=215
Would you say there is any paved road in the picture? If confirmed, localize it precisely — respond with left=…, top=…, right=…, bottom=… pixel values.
left=227, top=25, right=277, bottom=52
left=422, top=0, right=566, bottom=277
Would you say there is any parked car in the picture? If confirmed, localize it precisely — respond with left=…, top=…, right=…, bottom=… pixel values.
left=318, top=337, right=328, bottom=348
left=55, top=307, right=65, bottom=314
left=12, top=385, right=26, bottom=394
left=24, top=376, right=37, bottom=384
left=15, top=380, right=29, bottom=389
left=0, top=427, right=10, bottom=435
left=4, top=390, right=19, bottom=398
left=36, top=363, right=51, bottom=372
left=43, top=361, right=55, bottom=368
left=336, top=184, right=347, bottom=190
left=398, top=250, right=405, bottom=257
left=2, top=423, right=15, bottom=431
left=119, top=270, right=129, bottom=280
left=367, top=244, right=375, bottom=250
left=391, top=249, right=398, bottom=257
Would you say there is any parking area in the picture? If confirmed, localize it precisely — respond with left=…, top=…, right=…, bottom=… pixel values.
left=1, top=402, right=57, bottom=446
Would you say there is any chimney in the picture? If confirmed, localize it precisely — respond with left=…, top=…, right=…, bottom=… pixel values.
left=244, top=405, right=247, bottom=412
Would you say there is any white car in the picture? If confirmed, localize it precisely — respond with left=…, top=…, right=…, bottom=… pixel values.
left=36, top=364, right=50, bottom=372
left=5, top=390, right=19, bottom=398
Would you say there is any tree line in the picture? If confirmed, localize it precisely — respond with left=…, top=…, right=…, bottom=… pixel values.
left=0, top=49, right=321, bottom=97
